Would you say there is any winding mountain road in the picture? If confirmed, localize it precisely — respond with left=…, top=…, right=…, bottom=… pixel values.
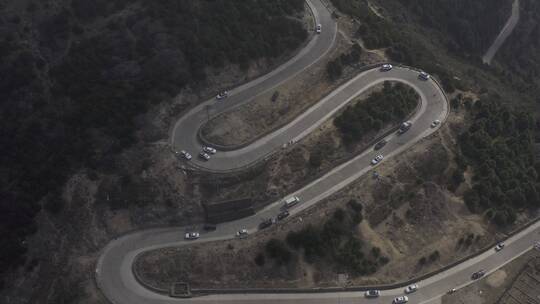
left=96, top=1, right=540, bottom=304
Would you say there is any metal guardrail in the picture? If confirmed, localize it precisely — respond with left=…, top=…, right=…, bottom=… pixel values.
left=133, top=215, right=539, bottom=297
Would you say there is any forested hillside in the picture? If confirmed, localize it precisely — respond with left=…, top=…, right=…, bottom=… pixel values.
left=331, top=0, right=511, bottom=58
left=330, top=0, right=512, bottom=94
left=497, top=0, right=540, bottom=111
left=0, top=0, right=306, bottom=288
left=402, top=0, right=512, bottom=56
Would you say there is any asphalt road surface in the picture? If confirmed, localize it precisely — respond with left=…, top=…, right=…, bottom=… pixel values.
left=96, top=1, right=540, bottom=303
left=482, top=0, right=520, bottom=65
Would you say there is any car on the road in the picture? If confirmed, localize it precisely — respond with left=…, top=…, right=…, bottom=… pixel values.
left=494, top=242, right=505, bottom=251
left=393, top=296, right=409, bottom=304
left=374, top=139, right=387, bottom=150
left=184, top=232, right=200, bottom=240
left=199, top=152, right=211, bottom=161
left=236, top=229, right=248, bottom=237
left=380, top=64, right=393, bottom=71
left=284, top=196, right=300, bottom=208
left=371, top=154, right=384, bottom=165
left=398, top=121, right=412, bottom=134
left=203, top=223, right=216, bottom=231
left=471, top=270, right=485, bottom=280
left=259, top=219, right=274, bottom=230
left=202, top=146, right=217, bottom=154
left=431, top=119, right=441, bottom=128
left=364, top=290, right=381, bottom=298
left=277, top=210, right=290, bottom=220
left=404, top=284, right=418, bottom=294
left=216, top=91, right=229, bottom=100
left=178, top=150, right=192, bottom=160
left=418, top=71, right=431, bottom=81
left=448, top=288, right=457, bottom=294
left=316, top=24, right=322, bottom=33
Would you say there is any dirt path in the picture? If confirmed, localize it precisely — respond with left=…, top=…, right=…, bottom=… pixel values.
left=482, top=0, right=520, bottom=64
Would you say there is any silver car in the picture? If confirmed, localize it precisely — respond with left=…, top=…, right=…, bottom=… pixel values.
left=179, top=150, right=192, bottom=160
left=203, top=146, right=217, bottom=154
left=199, top=152, right=211, bottom=161
left=419, top=71, right=430, bottom=80
left=393, top=296, right=408, bottom=304
left=216, top=91, right=229, bottom=100
left=371, top=154, right=384, bottom=165
left=364, top=290, right=381, bottom=298
left=184, top=232, right=200, bottom=240
left=380, top=64, right=393, bottom=71
left=236, top=229, right=248, bottom=238
left=404, top=283, right=418, bottom=294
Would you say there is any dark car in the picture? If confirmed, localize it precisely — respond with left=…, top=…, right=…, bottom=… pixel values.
left=203, top=223, right=216, bottom=231
left=277, top=210, right=290, bottom=220
left=374, top=139, right=387, bottom=150
left=259, top=219, right=274, bottom=230
left=471, top=270, right=485, bottom=280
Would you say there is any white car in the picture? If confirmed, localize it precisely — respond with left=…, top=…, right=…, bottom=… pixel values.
left=184, top=232, right=200, bottom=240
left=236, top=229, right=248, bottom=237
left=380, top=64, right=393, bottom=71
left=202, top=146, right=217, bottom=154
left=494, top=242, right=505, bottom=251
left=316, top=24, right=322, bottom=33
left=216, top=91, right=229, bottom=100
left=431, top=120, right=441, bottom=128
left=398, top=121, right=412, bottom=134
left=364, top=290, right=381, bottom=298
left=371, top=154, right=384, bottom=165
left=199, top=152, right=211, bottom=161
left=419, top=71, right=430, bottom=80
left=535, top=241, right=540, bottom=250
left=404, top=284, right=418, bottom=294
left=178, top=150, right=192, bottom=160
left=393, top=296, right=408, bottom=304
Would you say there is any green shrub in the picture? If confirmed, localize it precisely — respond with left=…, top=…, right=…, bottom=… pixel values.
left=334, top=82, right=419, bottom=143
left=265, top=239, right=292, bottom=265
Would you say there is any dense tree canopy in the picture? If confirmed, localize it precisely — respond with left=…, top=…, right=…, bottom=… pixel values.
left=460, top=99, right=539, bottom=226
left=334, top=82, right=419, bottom=143
left=0, top=0, right=307, bottom=287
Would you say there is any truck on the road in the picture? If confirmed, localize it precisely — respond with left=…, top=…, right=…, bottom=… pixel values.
left=283, top=196, right=300, bottom=208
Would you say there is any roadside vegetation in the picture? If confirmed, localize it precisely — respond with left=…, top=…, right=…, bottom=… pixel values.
left=334, top=82, right=419, bottom=143
left=330, top=0, right=512, bottom=93
left=0, top=0, right=307, bottom=289
left=459, top=99, right=539, bottom=226
left=261, top=200, right=389, bottom=276
left=326, top=44, right=363, bottom=81
left=497, top=0, right=540, bottom=110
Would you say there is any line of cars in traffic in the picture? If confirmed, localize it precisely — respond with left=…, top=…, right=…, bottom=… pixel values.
left=364, top=283, right=418, bottom=303
left=379, top=63, right=431, bottom=81
left=369, top=64, right=442, bottom=167
left=363, top=241, right=509, bottom=302
left=177, top=145, right=217, bottom=162
left=183, top=196, right=297, bottom=241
